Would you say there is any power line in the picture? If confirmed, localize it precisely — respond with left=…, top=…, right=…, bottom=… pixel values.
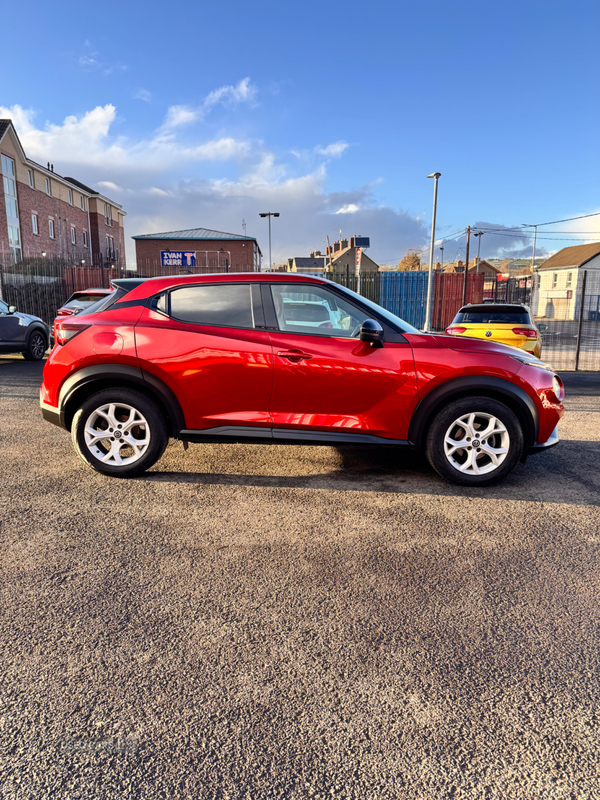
left=522, top=211, right=600, bottom=227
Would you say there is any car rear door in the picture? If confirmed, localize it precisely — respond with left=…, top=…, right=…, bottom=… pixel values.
left=134, top=281, right=274, bottom=432
left=0, top=301, right=26, bottom=351
left=264, top=283, right=418, bottom=441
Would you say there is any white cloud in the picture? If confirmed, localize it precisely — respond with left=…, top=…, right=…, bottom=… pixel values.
left=77, top=43, right=127, bottom=76
left=160, top=78, right=257, bottom=131
left=133, top=89, right=152, bottom=103
left=0, top=102, right=429, bottom=266
left=0, top=103, right=251, bottom=172
left=316, top=141, right=349, bottom=158
left=97, top=180, right=122, bottom=192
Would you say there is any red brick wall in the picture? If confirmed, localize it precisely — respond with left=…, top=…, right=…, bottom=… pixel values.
left=89, top=211, right=126, bottom=266
left=134, top=238, right=259, bottom=274
left=17, top=184, right=91, bottom=262
left=0, top=167, right=8, bottom=261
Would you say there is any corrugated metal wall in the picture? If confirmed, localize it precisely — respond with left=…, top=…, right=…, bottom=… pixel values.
left=379, top=271, right=428, bottom=329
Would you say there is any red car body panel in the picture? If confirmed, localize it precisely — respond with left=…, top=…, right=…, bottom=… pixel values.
left=40, top=272, right=565, bottom=454
left=134, top=306, right=274, bottom=430
left=267, top=331, right=418, bottom=437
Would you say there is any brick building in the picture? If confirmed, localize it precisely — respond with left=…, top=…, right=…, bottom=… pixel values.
left=0, top=119, right=126, bottom=266
left=133, top=228, right=262, bottom=274
left=325, top=236, right=380, bottom=272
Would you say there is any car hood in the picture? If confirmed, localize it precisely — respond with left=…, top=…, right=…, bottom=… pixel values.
left=433, top=333, right=530, bottom=359
left=15, top=312, right=46, bottom=327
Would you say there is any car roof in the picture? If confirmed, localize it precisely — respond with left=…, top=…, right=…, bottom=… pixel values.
left=111, top=272, right=337, bottom=295
left=72, top=288, right=112, bottom=294
left=458, top=303, right=528, bottom=311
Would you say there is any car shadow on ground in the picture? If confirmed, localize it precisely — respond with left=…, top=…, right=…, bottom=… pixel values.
left=142, top=439, right=600, bottom=506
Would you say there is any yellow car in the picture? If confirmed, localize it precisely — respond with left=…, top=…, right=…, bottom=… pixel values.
left=446, top=303, right=542, bottom=358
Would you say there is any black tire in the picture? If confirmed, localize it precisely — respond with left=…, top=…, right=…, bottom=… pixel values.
left=22, top=329, right=47, bottom=361
left=425, top=396, right=524, bottom=486
left=71, top=388, right=169, bottom=478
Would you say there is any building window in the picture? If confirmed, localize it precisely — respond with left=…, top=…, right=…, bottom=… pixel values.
left=566, top=272, right=572, bottom=288
left=552, top=273, right=558, bottom=288
left=104, top=203, right=112, bottom=226
left=83, top=230, right=88, bottom=247
left=71, top=226, right=76, bottom=244
left=32, top=214, right=38, bottom=235
left=1, top=154, right=22, bottom=263
left=80, top=195, right=85, bottom=210
left=68, top=188, right=73, bottom=205
left=49, top=219, right=55, bottom=238
left=28, top=169, right=34, bottom=188
left=45, top=177, right=51, bottom=196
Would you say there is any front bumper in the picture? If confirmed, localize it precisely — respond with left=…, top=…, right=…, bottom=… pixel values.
left=41, top=400, right=62, bottom=429
left=529, top=425, right=559, bottom=454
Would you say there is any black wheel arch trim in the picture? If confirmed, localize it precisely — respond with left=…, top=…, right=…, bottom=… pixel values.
left=408, top=375, right=539, bottom=449
left=58, top=363, right=186, bottom=434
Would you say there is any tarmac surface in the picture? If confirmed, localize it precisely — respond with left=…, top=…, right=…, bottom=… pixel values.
left=1, top=355, right=600, bottom=799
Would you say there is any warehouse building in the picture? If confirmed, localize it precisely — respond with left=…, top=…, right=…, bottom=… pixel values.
left=133, top=228, right=262, bottom=275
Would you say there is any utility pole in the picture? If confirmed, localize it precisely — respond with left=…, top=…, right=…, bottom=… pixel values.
left=242, top=219, right=247, bottom=235
left=425, top=172, right=441, bottom=331
left=531, top=225, right=537, bottom=271
left=439, top=246, right=444, bottom=271
left=474, top=231, right=484, bottom=273
left=462, top=226, right=471, bottom=306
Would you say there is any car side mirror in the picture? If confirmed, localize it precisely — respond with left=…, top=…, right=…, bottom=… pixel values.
left=8, top=306, right=16, bottom=314
left=359, top=319, right=384, bottom=348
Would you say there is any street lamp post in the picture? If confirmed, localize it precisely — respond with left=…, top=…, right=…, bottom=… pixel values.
left=474, top=231, right=484, bottom=273
left=259, top=212, right=280, bottom=272
left=425, top=173, right=441, bottom=331
left=438, top=246, right=444, bottom=272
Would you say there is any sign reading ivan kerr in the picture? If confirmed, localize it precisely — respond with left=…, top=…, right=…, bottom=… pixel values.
left=161, top=251, right=196, bottom=267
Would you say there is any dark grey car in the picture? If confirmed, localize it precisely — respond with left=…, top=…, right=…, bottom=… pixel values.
left=0, top=298, right=49, bottom=361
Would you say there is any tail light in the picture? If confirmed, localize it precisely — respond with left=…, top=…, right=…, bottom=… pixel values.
left=55, top=321, right=90, bottom=346
left=512, top=328, right=537, bottom=338
left=57, top=309, right=75, bottom=316
left=445, top=326, right=467, bottom=335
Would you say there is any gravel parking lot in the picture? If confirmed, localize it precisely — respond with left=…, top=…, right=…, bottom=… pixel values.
left=1, top=355, right=600, bottom=799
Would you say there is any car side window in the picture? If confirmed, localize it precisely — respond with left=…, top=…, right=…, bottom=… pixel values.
left=0, top=300, right=8, bottom=314
left=169, top=284, right=258, bottom=329
left=269, top=284, right=367, bottom=338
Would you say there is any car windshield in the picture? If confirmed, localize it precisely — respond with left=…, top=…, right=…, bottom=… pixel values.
left=454, top=306, right=531, bottom=325
left=334, top=283, right=422, bottom=334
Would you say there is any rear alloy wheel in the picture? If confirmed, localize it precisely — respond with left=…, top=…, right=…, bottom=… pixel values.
left=425, top=396, right=524, bottom=486
left=22, top=330, right=47, bottom=361
left=72, top=389, right=168, bottom=478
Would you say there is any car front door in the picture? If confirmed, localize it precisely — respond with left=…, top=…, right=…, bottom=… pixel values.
left=265, top=283, right=418, bottom=441
left=135, top=281, right=274, bottom=432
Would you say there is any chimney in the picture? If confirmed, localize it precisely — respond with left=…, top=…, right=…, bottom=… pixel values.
left=350, top=236, right=356, bottom=248
left=341, top=239, right=348, bottom=249
left=334, top=241, right=341, bottom=253
left=47, top=162, right=50, bottom=170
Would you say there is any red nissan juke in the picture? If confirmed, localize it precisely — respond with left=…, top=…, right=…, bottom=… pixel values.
left=40, top=273, right=564, bottom=486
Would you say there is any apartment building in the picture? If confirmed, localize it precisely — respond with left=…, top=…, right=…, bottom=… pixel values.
left=0, top=119, right=126, bottom=266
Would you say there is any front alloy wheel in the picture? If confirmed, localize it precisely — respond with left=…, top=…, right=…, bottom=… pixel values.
left=72, top=388, right=168, bottom=477
left=425, top=396, right=524, bottom=486
left=22, top=331, right=47, bottom=361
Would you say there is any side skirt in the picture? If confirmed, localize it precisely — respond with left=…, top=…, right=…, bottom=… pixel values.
left=179, top=426, right=410, bottom=447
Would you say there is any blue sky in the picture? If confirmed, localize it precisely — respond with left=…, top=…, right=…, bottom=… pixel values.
left=2, top=0, right=599, bottom=265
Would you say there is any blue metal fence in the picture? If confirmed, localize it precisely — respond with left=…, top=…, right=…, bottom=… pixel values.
left=379, top=271, right=428, bottom=329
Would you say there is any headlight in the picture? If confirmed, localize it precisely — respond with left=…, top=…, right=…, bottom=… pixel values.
left=553, top=375, right=565, bottom=402
left=510, top=354, right=554, bottom=372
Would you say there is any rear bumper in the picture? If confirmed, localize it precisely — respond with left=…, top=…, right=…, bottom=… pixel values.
left=528, top=425, right=559, bottom=454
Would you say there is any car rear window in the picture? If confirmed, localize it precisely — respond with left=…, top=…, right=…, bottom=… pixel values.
left=170, top=284, right=256, bottom=328
left=64, top=294, right=107, bottom=311
left=454, top=307, right=531, bottom=324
